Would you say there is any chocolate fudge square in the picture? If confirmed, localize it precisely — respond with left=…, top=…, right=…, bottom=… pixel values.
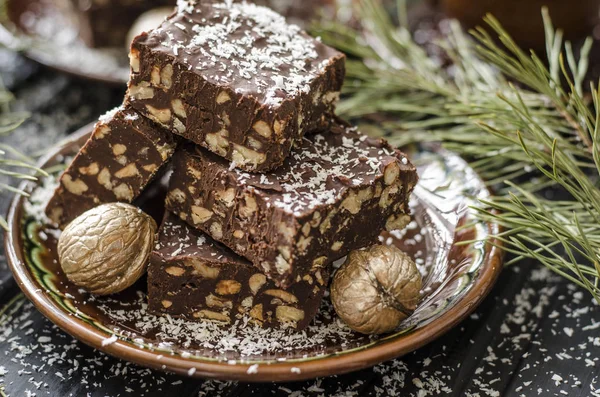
left=126, top=0, right=345, bottom=172
left=149, top=213, right=329, bottom=330
left=46, top=105, right=177, bottom=228
left=166, top=121, right=419, bottom=288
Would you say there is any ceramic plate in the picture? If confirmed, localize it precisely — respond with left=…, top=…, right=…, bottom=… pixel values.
left=0, top=0, right=130, bottom=85
left=5, top=124, right=503, bottom=382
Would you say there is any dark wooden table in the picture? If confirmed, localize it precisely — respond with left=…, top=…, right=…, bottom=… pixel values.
left=1, top=50, right=599, bottom=397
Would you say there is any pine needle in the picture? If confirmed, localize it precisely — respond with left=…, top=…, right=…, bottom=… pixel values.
left=0, top=80, right=43, bottom=230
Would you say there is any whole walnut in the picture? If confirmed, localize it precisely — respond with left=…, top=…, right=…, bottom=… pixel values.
left=57, top=203, right=157, bottom=295
left=331, top=244, right=422, bottom=335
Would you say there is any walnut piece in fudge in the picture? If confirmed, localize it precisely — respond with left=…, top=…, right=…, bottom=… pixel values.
left=46, top=106, right=177, bottom=228
left=126, top=0, right=345, bottom=172
left=148, top=213, right=329, bottom=330
left=166, top=122, right=419, bottom=288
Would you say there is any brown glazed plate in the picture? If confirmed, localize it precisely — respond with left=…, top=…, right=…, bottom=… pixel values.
left=0, top=0, right=130, bottom=85
left=5, top=124, right=503, bottom=382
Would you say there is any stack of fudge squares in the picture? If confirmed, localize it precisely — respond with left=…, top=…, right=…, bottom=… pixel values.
left=46, top=0, right=419, bottom=331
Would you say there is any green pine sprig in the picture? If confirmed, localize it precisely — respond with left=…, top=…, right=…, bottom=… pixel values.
left=315, top=0, right=600, bottom=302
left=0, top=80, right=45, bottom=230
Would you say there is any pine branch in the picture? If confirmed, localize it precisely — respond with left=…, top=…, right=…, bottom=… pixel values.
left=0, top=79, right=44, bottom=229
left=315, top=0, right=600, bottom=303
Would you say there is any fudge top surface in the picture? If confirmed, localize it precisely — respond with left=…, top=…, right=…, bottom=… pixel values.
left=187, top=122, right=418, bottom=217
left=98, top=105, right=155, bottom=132
left=98, top=105, right=141, bottom=125
left=96, top=105, right=176, bottom=149
left=137, top=0, right=343, bottom=106
left=154, top=212, right=249, bottom=266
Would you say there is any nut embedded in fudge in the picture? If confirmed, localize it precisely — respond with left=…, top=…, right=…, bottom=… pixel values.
left=46, top=105, right=177, bottom=228
left=148, top=213, right=329, bottom=330
left=126, top=0, right=346, bottom=172
left=166, top=121, right=419, bottom=288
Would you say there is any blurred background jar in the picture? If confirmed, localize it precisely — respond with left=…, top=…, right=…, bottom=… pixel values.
left=440, top=0, right=600, bottom=50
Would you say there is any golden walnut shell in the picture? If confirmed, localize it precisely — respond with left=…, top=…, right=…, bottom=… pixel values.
left=331, top=244, right=422, bottom=335
left=57, top=203, right=157, bottom=295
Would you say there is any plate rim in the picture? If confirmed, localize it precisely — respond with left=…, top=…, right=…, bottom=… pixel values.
left=4, top=124, right=504, bottom=382
left=0, top=0, right=129, bottom=85
left=21, top=49, right=128, bottom=86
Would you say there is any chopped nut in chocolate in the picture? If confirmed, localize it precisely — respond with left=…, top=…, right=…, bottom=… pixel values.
left=148, top=213, right=329, bottom=330
left=126, top=0, right=345, bottom=172
left=166, top=121, right=418, bottom=288
left=46, top=105, right=176, bottom=228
